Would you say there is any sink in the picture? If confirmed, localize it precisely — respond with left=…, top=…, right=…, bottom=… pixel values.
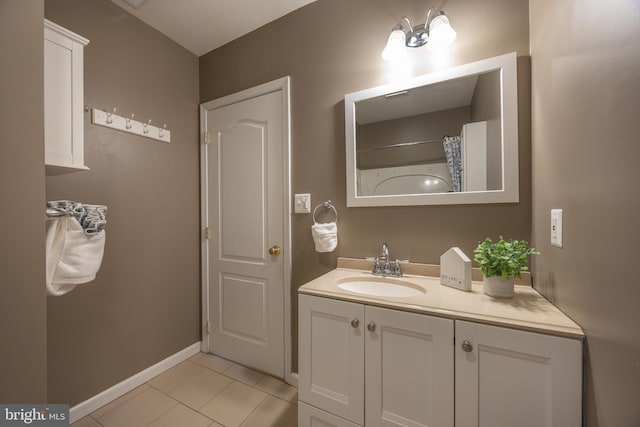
left=337, top=277, right=425, bottom=297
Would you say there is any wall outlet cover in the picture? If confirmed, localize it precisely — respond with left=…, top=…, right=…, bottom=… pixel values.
left=551, top=208, right=563, bottom=248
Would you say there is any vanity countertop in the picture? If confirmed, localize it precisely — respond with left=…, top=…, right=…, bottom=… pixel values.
left=298, top=262, right=584, bottom=339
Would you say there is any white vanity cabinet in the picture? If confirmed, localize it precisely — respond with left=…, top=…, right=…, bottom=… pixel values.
left=298, top=294, right=455, bottom=427
left=299, top=293, right=583, bottom=427
left=44, top=19, right=89, bottom=172
left=455, top=321, right=582, bottom=427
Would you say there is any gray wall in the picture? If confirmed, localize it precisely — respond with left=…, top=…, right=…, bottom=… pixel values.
left=0, top=0, right=48, bottom=403
left=530, top=1, right=640, bottom=426
left=357, top=107, right=469, bottom=169
left=200, top=0, right=531, bottom=371
left=44, top=0, right=200, bottom=405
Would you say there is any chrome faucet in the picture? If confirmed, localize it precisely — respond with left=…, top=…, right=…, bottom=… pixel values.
left=372, top=243, right=405, bottom=277
left=381, top=243, right=390, bottom=273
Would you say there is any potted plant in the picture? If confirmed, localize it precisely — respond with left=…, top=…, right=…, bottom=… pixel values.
left=473, top=237, right=540, bottom=298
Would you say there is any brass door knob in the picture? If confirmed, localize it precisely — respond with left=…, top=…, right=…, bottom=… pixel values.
left=268, top=245, right=281, bottom=256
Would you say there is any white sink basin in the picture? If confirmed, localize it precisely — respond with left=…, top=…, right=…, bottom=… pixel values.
left=337, top=277, right=425, bottom=298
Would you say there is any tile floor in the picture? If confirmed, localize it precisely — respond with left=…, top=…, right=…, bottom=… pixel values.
left=72, top=352, right=298, bottom=427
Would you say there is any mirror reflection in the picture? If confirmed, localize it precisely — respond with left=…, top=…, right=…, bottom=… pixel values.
left=356, top=70, right=502, bottom=196
left=345, top=52, right=519, bottom=206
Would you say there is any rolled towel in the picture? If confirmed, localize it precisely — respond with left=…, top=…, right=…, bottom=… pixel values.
left=311, top=222, right=337, bottom=253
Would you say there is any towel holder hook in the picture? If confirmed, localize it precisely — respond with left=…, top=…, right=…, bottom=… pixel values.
left=312, top=200, right=338, bottom=224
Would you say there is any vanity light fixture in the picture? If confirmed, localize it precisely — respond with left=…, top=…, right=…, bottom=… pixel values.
left=381, top=9, right=457, bottom=61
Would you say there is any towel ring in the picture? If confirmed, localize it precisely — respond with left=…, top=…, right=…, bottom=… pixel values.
left=313, top=200, right=338, bottom=224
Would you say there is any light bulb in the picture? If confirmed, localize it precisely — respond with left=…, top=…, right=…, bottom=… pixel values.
left=427, top=13, right=457, bottom=50
left=381, top=28, right=407, bottom=61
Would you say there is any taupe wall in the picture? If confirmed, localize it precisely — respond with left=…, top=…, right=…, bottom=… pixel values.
left=200, top=0, right=530, bottom=371
left=357, top=107, right=468, bottom=169
left=530, top=1, right=640, bottom=426
left=44, top=0, right=200, bottom=405
left=0, top=0, right=48, bottom=403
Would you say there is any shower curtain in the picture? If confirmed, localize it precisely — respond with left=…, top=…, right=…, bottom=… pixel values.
left=443, top=136, right=462, bottom=192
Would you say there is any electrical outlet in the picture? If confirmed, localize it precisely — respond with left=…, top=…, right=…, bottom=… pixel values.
left=294, top=193, right=311, bottom=214
left=551, top=209, right=563, bottom=248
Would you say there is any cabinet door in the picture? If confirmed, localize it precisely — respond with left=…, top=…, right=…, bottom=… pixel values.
left=44, top=20, right=88, bottom=171
left=455, top=321, right=582, bottom=427
left=299, top=402, right=361, bottom=427
left=365, top=306, right=454, bottom=427
left=299, top=295, right=365, bottom=425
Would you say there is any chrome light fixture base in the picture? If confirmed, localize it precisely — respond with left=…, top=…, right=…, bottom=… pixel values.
left=381, top=9, right=456, bottom=61
left=405, top=24, right=429, bottom=48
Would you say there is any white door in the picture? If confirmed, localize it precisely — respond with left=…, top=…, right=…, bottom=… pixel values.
left=365, top=306, right=454, bottom=427
left=455, top=321, right=582, bottom=427
left=203, top=87, right=286, bottom=378
left=298, top=295, right=365, bottom=425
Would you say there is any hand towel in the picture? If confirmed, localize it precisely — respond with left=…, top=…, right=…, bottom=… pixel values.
left=311, top=222, right=338, bottom=253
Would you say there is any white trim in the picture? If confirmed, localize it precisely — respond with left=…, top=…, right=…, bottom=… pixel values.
left=289, top=371, right=299, bottom=387
left=200, top=76, right=294, bottom=385
left=200, top=103, right=210, bottom=353
left=69, top=342, right=201, bottom=423
left=44, top=19, right=90, bottom=46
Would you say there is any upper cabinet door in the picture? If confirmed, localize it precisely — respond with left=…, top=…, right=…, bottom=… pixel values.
left=455, top=321, right=582, bottom=427
left=44, top=20, right=89, bottom=172
left=365, top=306, right=454, bottom=427
left=298, top=295, right=365, bottom=425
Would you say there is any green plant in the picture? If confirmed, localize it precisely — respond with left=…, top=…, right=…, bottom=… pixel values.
left=473, top=237, right=540, bottom=279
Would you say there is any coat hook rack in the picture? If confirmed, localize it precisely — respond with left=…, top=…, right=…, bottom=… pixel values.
left=91, top=107, right=171, bottom=143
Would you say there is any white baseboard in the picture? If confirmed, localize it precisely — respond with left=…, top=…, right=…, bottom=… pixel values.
left=69, top=342, right=201, bottom=423
left=288, top=371, right=299, bottom=387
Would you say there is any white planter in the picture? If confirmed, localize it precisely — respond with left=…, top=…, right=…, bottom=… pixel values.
left=483, top=276, right=515, bottom=298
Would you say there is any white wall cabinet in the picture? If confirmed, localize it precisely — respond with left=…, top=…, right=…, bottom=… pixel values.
left=299, top=294, right=455, bottom=427
left=299, top=294, right=582, bottom=427
left=44, top=19, right=89, bottom=172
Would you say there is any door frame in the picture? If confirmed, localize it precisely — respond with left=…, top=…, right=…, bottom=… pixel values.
left=199, top=76, right=293, bottom=384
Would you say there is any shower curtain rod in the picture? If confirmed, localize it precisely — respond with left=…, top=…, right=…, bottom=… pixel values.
left=357, top=138, right=443, bottom=153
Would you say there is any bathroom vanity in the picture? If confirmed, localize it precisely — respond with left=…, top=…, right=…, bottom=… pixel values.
left=298, top=258, right=584, bottom=427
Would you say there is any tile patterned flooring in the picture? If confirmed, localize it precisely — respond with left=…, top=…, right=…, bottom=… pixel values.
left=72, top=352, right=298, bottom=427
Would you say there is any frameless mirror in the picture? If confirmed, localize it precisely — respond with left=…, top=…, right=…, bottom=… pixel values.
left=345, top=52, right=519, bottom=206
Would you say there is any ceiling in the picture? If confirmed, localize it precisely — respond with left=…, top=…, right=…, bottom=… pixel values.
left=356, top=75, right=481, bottom=125
left=111, top=0, right=317, bottom=56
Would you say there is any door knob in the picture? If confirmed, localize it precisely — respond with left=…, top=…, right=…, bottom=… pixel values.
left=350, top=319, right=360, bottom=328
left=367, top=322, right=376, bottom=332
left=268, top=245, right=281, bottom=256
left=462, top=340, right=474, bottom=353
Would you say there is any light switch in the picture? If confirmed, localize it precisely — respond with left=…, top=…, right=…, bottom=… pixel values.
left=551, top=209, right=563, bottom=248
left=294, top=193, right=311, bottom=214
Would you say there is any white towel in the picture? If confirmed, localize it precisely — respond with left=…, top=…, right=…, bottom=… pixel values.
left=311, top=222, right=338, bottom=253
left=46, top=216, right=106, bottom=296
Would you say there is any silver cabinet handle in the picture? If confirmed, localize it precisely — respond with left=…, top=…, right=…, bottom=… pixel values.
left=350, top=319, right=359, bottom=328
left=462, top=340, right=474, bottom=353
left=367, top=322, right=376, bottom=332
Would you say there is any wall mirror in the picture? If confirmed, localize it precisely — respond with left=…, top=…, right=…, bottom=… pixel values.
left=345, top=52, right=519, bottom=206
